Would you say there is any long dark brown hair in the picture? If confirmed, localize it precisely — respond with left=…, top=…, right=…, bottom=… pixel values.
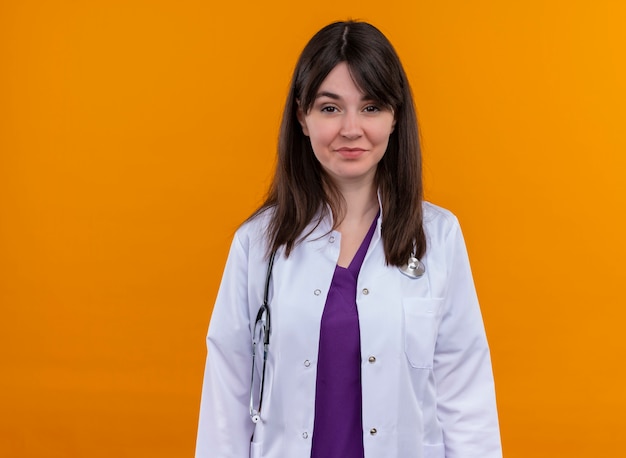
left=248, top=20, right=426, bottom=266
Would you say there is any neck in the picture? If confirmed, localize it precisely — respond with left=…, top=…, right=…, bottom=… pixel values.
left=335, top=181, right=379, bottom=228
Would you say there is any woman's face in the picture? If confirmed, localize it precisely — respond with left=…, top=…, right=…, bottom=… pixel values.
left=297, top=62, right=395, bottom=188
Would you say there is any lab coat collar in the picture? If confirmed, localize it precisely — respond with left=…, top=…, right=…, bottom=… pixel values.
left=301, top=189, right=384, bottom=245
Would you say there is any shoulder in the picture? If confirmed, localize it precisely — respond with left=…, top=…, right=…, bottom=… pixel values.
left=421, top=201, right=471, bottom=268
left=233, top=206, right=275, bottom=252
left=422, top=201, right=461, bottom=238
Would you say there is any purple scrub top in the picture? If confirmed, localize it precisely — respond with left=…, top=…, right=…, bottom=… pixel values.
left=310, top=214, right=378, bottom=458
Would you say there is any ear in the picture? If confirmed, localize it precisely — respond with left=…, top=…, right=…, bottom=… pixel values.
left=296, top=101, right=310, bottom=137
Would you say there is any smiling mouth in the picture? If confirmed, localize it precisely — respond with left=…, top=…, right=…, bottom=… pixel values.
left=335, top=147, right=367, bottom=159
left=336, top=147, right=366, bottom=152
left=335, top=148, right=367, bottom=159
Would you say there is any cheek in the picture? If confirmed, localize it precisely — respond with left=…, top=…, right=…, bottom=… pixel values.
left=365, top=117, right=395, bottom=144
left=307, top=124, right=336, bottom=149
left=372, top=127, right=394, bottom=148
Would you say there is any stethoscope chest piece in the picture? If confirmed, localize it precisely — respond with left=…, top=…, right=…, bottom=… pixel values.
left=399, top=256, right=425, bottom=279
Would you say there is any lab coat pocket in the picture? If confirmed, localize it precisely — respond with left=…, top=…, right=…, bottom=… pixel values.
left=403, top=298, right=443, bottom=369
left=423, top=442, right=445, bottom=458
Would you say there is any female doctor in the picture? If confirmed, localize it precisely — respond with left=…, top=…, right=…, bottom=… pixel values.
left=195, top=20, right=502, bottom=458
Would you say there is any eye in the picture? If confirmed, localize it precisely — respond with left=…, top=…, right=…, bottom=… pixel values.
left=321, top=105, right=339, bottom=113
left=364, top=105, right=381, bottom=113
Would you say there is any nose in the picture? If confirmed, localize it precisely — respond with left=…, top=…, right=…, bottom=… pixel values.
left=339, top=111, right=363, bottom=139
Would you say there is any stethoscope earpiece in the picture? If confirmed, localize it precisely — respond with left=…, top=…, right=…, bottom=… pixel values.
left=399, top=255, right=425, bottom=279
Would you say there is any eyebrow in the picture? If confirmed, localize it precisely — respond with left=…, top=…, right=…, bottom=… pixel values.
left=315, top=91, right=374, bottom=102
left=315, top=91, right=341, bottom=100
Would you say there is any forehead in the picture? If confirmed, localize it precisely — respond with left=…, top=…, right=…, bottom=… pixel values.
left=316, top=62, right=366, bottom=97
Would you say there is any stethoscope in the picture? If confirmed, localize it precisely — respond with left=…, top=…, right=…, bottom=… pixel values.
left=398, top=254, right=426, bottom=278
left=249, top=251, right=424, bottom=423
left=249, top=251, right=276, bottom=423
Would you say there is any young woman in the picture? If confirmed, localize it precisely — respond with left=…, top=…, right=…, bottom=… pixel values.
left=195, top=20, right=502, bottom=458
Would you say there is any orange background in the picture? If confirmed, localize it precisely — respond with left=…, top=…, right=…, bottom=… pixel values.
left=1, top=1, right=625, bottom=457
